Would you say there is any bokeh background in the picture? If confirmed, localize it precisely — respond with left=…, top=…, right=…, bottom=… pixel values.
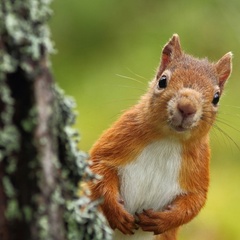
left=50, top=1, right=240, bottom=239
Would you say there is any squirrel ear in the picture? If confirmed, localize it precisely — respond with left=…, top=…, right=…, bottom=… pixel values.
left=215, top=52, right=233, bottom=89
left=158, top=34, right=182, bottom=74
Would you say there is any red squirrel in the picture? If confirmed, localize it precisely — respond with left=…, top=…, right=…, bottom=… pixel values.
left=88, top=34, right=232, bottom=240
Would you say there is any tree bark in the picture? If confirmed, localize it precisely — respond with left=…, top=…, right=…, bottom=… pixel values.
left=34, top=59, right=65, bottom=240
left=0, top=0, right=112, bottom=240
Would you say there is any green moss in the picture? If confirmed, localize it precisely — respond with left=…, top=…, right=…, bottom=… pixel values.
left=21, top=107, right=37, bottom=132
left=38, top=215, right=50, bottom=239
left=2, top=176, right=16, bottom=198
left=22, top=205, right=33, bottom=222
left=0, top=0, right=53, bottom=76
left=5, top=199, right=21, bottom=220
left=0, top=53, right=17, bottom=74
left=55, top=86, right=113, bottom=239
left=0, top=83, right=20, bottom=162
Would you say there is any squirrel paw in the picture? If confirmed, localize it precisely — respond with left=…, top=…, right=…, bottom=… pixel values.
left=105, top=204, right=138, bottom=235
left=136, top=209, right=174, bottom=235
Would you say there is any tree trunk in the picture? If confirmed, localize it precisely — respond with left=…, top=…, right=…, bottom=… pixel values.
left=0, top=0, right=112, bottom=239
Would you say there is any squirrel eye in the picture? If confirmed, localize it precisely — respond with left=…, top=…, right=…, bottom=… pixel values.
left=158, top=75, right=167, bottom=89
left=212, top=92, right=220, bottom=105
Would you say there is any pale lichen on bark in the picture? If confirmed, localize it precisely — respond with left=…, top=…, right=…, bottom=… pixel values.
left=0, top=0, right=112, bottom=239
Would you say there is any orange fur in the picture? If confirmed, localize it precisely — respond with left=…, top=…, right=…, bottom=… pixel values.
left=88, top=34, right=232, bottom=239
left=155, top=228, right=179, bottom=240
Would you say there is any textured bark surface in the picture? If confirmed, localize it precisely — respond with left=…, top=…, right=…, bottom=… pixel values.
left=34, top=60, right=65, bottom=240
left=0, top=0, right=112, bottom=240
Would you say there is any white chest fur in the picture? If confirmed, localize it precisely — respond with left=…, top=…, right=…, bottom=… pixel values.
left=118, top=139, right=184, bottom=215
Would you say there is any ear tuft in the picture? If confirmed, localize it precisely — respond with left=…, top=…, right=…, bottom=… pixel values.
left=158, top=34, right=182, bottom=75
left=215, top=52, right=233, bottom=90
left=162, top=34, right=181, bottom=58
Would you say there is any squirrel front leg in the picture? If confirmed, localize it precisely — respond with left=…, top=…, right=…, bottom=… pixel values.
left=136, top=191, right=207, bottom=235
left=89, top=162, right=137, bottom=235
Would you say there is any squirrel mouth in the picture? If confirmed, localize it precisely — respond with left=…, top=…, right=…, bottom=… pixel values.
left=170, top=124, right=190, bottom=133
left=167, top=114, right=192, bottom=132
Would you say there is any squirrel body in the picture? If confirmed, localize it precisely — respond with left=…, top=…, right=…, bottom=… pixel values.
left=88, top=34, right=232, bottom=240
left=119, top=139, right=183, bottom=214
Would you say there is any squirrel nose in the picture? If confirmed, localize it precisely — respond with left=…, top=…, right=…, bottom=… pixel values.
left=177, top=102, right=197, bottom=118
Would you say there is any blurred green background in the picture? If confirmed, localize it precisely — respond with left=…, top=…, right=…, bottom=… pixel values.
left=50, top=0, right=240, bottom=239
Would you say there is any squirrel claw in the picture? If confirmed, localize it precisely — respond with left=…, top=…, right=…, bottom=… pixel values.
left=118, top=198, right=125, bottom=205
left=135, top=212, right=140, bottom=224
left=164, top=204, right=173, bottom=211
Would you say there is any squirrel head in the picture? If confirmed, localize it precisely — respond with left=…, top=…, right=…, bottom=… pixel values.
left=144, top=34, right=232, bottom=140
